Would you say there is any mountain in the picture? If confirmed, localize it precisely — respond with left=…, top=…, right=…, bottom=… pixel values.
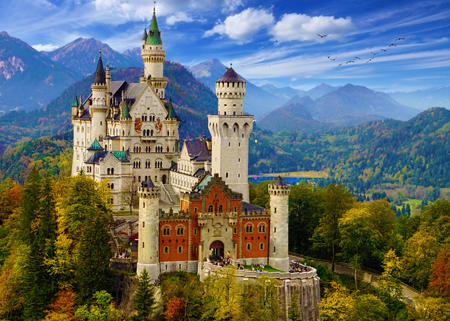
left=43, top=38, right=143, bottom=76
left=250, top=107, right=450, bottom=189
left=0, top=31, right=83, bottom=113
left=314, top=84, right=419, bottom=126
left=389, top=85, right=450, bottom=110
left=257, top=96, right=330, bottom=133
left=302, top=83, right=339, bottom=100
left=188, top=58, right=284, bottom=119
left=122, top=47, right=142, bottom=64
left=259, top=84, right=305, bottom=100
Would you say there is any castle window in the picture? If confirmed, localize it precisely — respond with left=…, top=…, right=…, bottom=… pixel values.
left=238, top=174, right=240, bottom=178
left=208, top=205, right=213, bottom=213
left=242, top=134, right=244, bottom=138
left=234, top=227, right=237, bottom=234
left=273, top=247, right=276, bottom=252
left=111, top=168, right=114, bottom=175
left=194, top=207, right=198, bottom=214
left=177, top=227, right=184, bottom=235
left=219, top=205, right=223, bottom=213
left=77, top=126, right=79, bottom=132
left=258, top=224, right=266, bottom=233
left=143, top=222, right=145, bottom=227
left=228, top=142, right=231, bottom=147
left=234, top=206, right=237, bottom=212
left=194, top=228, right=197, bottom=235
left=245, top=224, right=253, bottom=233
left=274, top=207, right=277, bottom=213
left=238, top=158, right=241, bottom=163
left=143, top=202, right=145, bottom=208
left=224, top=112, right=226, bottom=115
left=142, top=242, right=144, bottom=248
left=138, top=176, right=141, bottom=182
left=164, top=246, right=169, bottom=254
left=274, top=227, right=276, bottom=233
left=110, top=198, right=114, bottom=204
left=193, top=246, right=197, bottom=253
left=110, top=183, right=114, bottom=190
left=163, top=227, right=170, bottom=236
left=246, top=243, right=251, bottom=251
left=260, top=243, right=264, bottom=250
left=226, top=173, right=228, bottom=178
left=233, top=111, right=236, bottom=115
left=239, top=143, right=241, bottom=147
left=178, top=246, right=183, bottom=253
left=100, top=121, right=102, bottom=126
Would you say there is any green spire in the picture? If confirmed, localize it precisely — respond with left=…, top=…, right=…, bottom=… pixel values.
left=141, top=25, right=148, bottom=41
left=166, top=98, right=179, bottom=121
left=71, top=93, right=79, bottom=107
left=146, top=9, right=162, bottom=45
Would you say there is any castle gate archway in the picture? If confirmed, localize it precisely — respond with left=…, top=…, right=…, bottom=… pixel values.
left=209, top=240, right=224, bottom=261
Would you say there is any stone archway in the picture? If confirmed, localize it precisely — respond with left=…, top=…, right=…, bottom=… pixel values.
left=209, top=240, right=224, bottom=261
left=162, top=174, right=167, bottom=184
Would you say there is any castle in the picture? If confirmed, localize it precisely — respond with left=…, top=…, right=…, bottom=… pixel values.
left=71, top=8, right=290, bottom=280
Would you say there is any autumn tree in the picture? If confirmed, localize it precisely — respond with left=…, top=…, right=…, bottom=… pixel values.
left=402, top=230, right=440, bottom=290
left=75, top=290, right=125, bottom=321
left=313, top=184, right=354, bottom=271
left=121, top=177, right=136, bottom=214
left=428, top=247, right=450, bottom=297
left=318, top=281, right=355, bottom=321
left=43, top=287, right=76, bottom=321
left=420, top=199, right=450, bottom=244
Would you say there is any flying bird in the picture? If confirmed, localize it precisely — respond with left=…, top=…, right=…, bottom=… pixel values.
left=346, top=61, right=355, bottom=64
left=330, top=57, right=337, bottom=61
left=381, top=49, right=388, bottom=52
left=338, top=64, right=342, bottom=66
left=318, top=34, right=327, bottom=38
left=389, top=43, right=396, bottom=47
left=371, top=51, right=378, bottom=55
left=395, top=37, right=405, bottom=41
left=354, top=57, right=361, bottom=60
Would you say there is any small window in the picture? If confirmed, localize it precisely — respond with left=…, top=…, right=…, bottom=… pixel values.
left=163, top=228, right=170, bottom=236
left=219, top=205, right=223, bottom=213
left=259, top=224, right=266, bottom=233
left=234, top=206, right=237, bottom=212
left=142, top=242, right=144, bottom=248
left=208, top=205, right=213, bottom=212
left=274, top=227, right=276, bottom=233
left=194, top=228, right=197, bottom=235
left=143, top=222, right=145, bottom=228
left=274, top=207, right=277, bottom=213
left=260, top=243, right=264, bottom=250
left=245, top=224, right=253, bottom=233
left=247, top=243, right=251, bottom=251
left=177, top=227, right=184, bottom=235
left=178, top=246, right=183, bottom=253
left=234, top=227, right=237, bottom=234
left=193, top=246, right=197, bottom=253
left=226, top=173, right=229, bottom=178
left=164, top=246, right=169, bottom=254
left=273, top=246, right=276, bottom=252
left=194, top=207, right=198, bottom=213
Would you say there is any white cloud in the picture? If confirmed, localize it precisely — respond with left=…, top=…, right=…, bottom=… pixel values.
left=166, top=12, right=194, bottom=25
left=270, top=13, right=354, bottom=43
left=204, top=8, right=274, bottom=44
left=32, top=43, right=59, bottom=51
left=222, top=0, right=245, bottom=13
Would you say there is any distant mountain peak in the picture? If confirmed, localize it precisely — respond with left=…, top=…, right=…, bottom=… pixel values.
left=0, top=31, right=10, bottom=37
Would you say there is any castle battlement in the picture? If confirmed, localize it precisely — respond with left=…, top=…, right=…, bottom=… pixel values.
left=138, top=186, right=161, bottom=199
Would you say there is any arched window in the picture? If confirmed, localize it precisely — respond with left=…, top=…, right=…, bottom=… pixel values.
left=219, top=205, right=223, bottom=213
left=246, top=243, right=251, bottom=251
left=260, top=243, right=264, bottom=250
left=178, top=246, right=183, bottom=253
left=258, top=223, right=266, bottom=233
left=208, top=205, right=213, bottom=213
left=245, top=224, right=253, bottom=233
left=111, top=168, right=114, bottom=175
left=107, top=168, right=110, bottom=175
left=176, top=226, right=184, bottom=235
left=164, top=246, right=169, bottom=253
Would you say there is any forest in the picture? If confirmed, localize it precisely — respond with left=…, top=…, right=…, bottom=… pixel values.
left=0, top=170, right=449, bottom=320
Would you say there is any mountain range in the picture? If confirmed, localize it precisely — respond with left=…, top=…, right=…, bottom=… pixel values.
left=0, top=31, right=82, bottom=113
left=389, top=85, right=450, bottom=110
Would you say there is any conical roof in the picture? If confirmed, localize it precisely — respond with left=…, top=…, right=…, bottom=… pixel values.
left=274, top=176, right=286, bottom=186
left=141, top=26, right=148, bottom=41
left=216, top=67, right=245, bottom=83
left=93, top=53, right=106, bottom=84
left=71, top=93, right=79, bottom=107
left=146, top=10, right=162, bottom=45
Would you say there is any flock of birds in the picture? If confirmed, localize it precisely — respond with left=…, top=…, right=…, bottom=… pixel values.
left=317, top=34, right=405, bottom=66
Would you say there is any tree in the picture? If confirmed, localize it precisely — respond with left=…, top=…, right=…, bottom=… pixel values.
left=402, top=230, right=440, bottom=290
left=288, top=287, right=302, bottom=321
left=248, top=276, right=282, bottom=321
left=314, top=184, right=354, bottom=271
left=131, top=269, right=155, bottom=321
left=420, top=199, right=450, bottom=244
left=428, top=247, right=450, bottom=297
left=121, top=177, right=136, bottom=214
left=75, top=290, right=125, bottom=321
left=407, top=294, right=450, bottom=321
left=339, top=203, right=374, bottom=290
left=318, top=281, right=355, bottom=321
left=43, top=288, right=76, bottom=321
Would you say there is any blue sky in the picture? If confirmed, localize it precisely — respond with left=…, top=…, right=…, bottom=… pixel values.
left=1, top=0, right=449, bottom=92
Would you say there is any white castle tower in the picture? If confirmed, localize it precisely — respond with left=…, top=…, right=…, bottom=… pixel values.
left=268, top=176, right=290, bottom=271
left=208, top=66, right=253, bottom=202
left=136, top=179, right=160, bottom=281
left=140, top=7, right=167, bottom=100
left=90, top=52, right=108, bottom=144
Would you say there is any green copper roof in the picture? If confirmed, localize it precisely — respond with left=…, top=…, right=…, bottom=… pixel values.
left=141, top=26, right=148, bottom=41
left=121, top=100, right=130, bottom=119
left=87, top=139, right=104, bottom=151
left=93, top=53, right=106, bottom=84
left=146, top=11, right=162, bottom=45
left=193, top=174, right=212, bottom=192
left=112, top=151, right=127, bottom=161
left=166, top=98, right=180, bottom=121
left=71, top=93, right=78, bottom=107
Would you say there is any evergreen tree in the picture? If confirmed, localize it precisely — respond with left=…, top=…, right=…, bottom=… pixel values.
left=131, top=269, right=155, bottom=321
left=288, top=288, right=302, bottom=321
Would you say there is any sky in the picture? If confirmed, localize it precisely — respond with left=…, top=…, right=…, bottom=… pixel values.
left=1, top=0, right=450, bottom=92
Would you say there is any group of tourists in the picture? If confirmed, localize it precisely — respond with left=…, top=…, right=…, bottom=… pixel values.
left=289, top=261, right=308, bottom=273
left=115, top=248, right=130, bottom=259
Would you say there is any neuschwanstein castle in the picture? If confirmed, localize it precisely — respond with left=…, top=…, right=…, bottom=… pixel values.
left=71, top=8, right=292, bottom=280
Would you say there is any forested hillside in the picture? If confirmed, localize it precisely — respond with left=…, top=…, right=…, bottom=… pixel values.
left=250, top=108, right=450, bottom=190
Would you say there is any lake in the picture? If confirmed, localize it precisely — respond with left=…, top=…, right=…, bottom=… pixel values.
left=248, top=176, right=318, bottom=185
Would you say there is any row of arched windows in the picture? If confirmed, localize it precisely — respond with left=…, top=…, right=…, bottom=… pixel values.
left=246, top=243, right=265, bottom=250
left=141, top=115, right=156, bottom=122
left=106, top=168, right=114, bottom=175
left=244, top=223, right=267, bottom=234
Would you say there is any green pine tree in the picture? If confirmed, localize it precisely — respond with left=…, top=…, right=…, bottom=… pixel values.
left=131, top=269, right=155, bottom=321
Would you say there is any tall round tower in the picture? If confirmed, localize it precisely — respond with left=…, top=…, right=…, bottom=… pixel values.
left=90, top=52, right=108, bottom=144
left=268, top=176, right=290, bottom=271
left=207, top=66, right=253, bottom=202
left=136, top=179, right=161, bottom=281
left=140, top=7, right=167, bottom=100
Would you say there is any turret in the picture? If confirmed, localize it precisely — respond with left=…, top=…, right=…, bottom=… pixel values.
left=136, top=179, right=161, bottom=282
left=90, top=51, right=108, bottom=144
left=215, top=66, right=246, bottom=116
left=71, top=93, right=79, bottom=118
left=268, top=176, right=290, bottom=271
left=140, top=7, right=167, bottom=99
left=164, top=98, right=181, bottom=159
left=208, top=65, right=253, bottom=202
left=120, top=98, right=132, bottom=152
